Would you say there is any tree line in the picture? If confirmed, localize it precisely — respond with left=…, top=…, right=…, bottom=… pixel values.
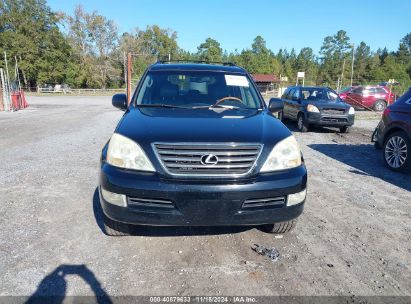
left=1, top=0, right=410, bottom=94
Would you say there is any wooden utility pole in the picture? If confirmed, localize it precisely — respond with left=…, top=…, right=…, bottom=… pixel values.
left=339, top=59, right=346, bottom=92
left=4, top=52, right=11, bottom=94
left=123, top=51, right=127, bottom=89
left=350, top=44, right=355, bottom=87
left=127, top=52, right=132, bottom=105
left=14, top=56, right=21, bottom=91
left=18, top=56, right=28, bottom=88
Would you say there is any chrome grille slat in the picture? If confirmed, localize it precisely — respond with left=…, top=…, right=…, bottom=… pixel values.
left=322, top=109, right=345, bottom=115
left=129, top=202, right=175, bottom=208
left=165, top=163, right=252, bottom=169
left=127, top=197, right=175, bottom=209
left=161, top=156, right=256, bottom=162
left=242, top=197, right=286, bottom=209
left=153, top=143, right=262, bottom=177
left=155, top=150, right=259, bottom=156
left=155, top=144, right=259, bottom=150
left=129, top=197, right=173, bottom=204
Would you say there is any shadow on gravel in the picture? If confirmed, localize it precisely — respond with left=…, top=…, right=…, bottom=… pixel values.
left=309, top=143, right=411, bottom=192
left=92, top=188, right=106, bottom=234
left=26, top=264, right=111, bottom=304
left=283, top=121, right=342, bottom=134
left=92, top=188, right=255, bottom=237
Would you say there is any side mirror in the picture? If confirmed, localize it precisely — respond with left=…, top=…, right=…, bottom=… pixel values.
left=112, top=93, right=128, bottom=111
left=268, top=98, right=284, bottom=113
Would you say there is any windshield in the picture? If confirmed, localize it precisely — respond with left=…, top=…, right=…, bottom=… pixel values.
left=135, top=71, right=262, bottom=109
left=301, top=88, right=342, bottom=102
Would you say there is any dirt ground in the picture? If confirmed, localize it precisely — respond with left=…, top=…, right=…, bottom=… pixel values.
left=0, top=96, right=410, bottom=299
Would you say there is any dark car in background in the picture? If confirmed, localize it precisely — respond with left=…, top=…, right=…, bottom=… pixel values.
left=379, top=81, right=400, bottom=87
left=279, top=86, right=355, bottom=133
left=372, top=87, right=411, bottom=172
left=345, top=85, right=395, bottom=111
left=99, top=61, right=307, bottom=236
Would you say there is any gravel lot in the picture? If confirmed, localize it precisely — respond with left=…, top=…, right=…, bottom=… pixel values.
left=0, top=96, right=410, bottom=299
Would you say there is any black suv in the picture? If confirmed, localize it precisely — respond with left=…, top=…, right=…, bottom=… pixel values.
left=99, top=61, right=307, bottom=236
left=372, top=87, right=411, bottom=172
left=279, top=86, right=355, bottom=133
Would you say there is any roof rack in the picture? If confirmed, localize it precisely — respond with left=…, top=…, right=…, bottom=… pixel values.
left=156, top=60, right=236, bottom=66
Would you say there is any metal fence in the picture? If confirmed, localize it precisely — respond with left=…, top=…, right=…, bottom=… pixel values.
left=34, top=87, right=125, bottom=95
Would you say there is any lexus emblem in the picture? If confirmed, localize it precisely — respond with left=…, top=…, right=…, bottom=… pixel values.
left=200, top=154, right=219, bottom=166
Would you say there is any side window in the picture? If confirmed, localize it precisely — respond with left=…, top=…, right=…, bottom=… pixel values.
left=292, top=89, right=300, bottom=101
left=281, top=88, right=290, bottom=99
left=368, top=88, right=376, bottom=94
left=286, top=89, right=295, bottom=100
left=352, top=87, right=363, bottom=94
left=376, top=88, right=386, bottom=94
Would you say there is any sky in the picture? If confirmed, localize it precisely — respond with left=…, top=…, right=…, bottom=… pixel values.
left=47, top=0, right=411, bottom=55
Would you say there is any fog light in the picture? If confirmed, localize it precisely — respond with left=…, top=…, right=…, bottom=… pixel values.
left=287, top=189, right=307, bottom=206
left=101, top=187, right=127, bottom=207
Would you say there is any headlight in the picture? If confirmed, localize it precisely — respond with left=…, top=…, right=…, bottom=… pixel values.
left=260, top=135, right=302, bottom=172
left=307, top=104, right=320, bottom=113
left=348, top=107, right=355, bottom=115
left=107, top=133, right=155, bottom=172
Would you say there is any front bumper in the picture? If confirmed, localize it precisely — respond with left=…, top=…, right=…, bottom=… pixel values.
left=306, top=112, right=355, bottom=127
left=99, top=163, right=307, bottom=226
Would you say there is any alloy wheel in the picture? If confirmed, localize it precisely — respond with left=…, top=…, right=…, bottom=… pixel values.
left=385, top=136, right=408, bottom=168
left=374, top=101, right=386, bottom=111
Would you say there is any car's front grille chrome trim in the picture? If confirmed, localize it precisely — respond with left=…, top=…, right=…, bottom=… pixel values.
left=153, top=143, right=263, bottom=178
left=321, top=109, right=346, bottom=115
left=156, top=149, right=260, bottom=156
left=242, top=197, right=286, bottom=209
left=127, top=197, right=175, bottom=209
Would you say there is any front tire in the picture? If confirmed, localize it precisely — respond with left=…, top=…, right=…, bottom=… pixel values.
left=339, top=126, right=349, bottom=133
left=297, top=114, right=309, bottom=132
left=261, top=220, right=297, bottom=234
left=383, top=131, right=411, bottom=172
left=374, top=100, right=387, bottom=112
left=103, top=213, right=132, bottom=236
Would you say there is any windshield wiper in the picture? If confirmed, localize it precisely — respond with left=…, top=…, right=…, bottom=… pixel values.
left=191, top=104, right=242, bottom=110
left=138, top=104, right=257, bottom=110
left=137, top=104, right=185, bottom=109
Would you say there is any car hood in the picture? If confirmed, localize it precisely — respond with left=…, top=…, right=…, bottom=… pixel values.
left=116, top=107, right=291, bottom=147
left=306, top=100, right=349, bottom=110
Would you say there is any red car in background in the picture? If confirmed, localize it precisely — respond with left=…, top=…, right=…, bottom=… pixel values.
left=343, top=86, right=395, bottom=111
left=338, top=86, right=356, bottom=101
